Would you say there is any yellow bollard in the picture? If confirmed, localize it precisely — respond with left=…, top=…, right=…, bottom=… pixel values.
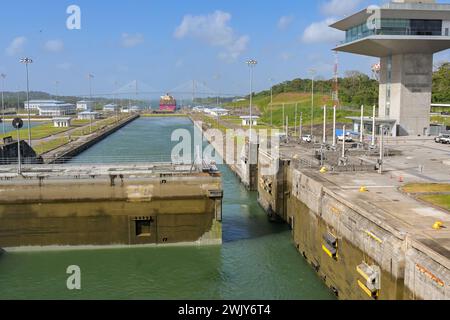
left=432, top=221, right=443, bottom=230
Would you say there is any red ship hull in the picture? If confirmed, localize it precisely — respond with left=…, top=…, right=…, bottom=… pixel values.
left=159, top=105, right=177, bottom=112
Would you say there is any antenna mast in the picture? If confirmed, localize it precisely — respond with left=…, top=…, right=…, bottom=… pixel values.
left=332, top=50, right=340, bottom=108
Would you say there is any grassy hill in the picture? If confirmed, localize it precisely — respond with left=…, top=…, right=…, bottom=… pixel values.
left=225, top=92, right=370, bottom=128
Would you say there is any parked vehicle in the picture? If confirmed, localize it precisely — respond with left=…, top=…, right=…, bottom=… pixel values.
left=302, top=135, right=312, bottom=143
left=440, top=134, right=450, bottom=144
left=337, top=134, right=353, bottom=142
left=435, top=135, right=443, bottom=143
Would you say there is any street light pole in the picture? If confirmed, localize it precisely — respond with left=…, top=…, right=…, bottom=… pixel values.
left=379, top=125, right=384, bottom=174
left=360, top=105, right=364, bottom=144
left=20, top=58, right=33, bottom=146
left=55, top=80, right=60, bottom=99
left=269, top=78, right=274, bottom=127
left=323, top=105, right=327, bottom=144
left=372, top=105, right=376, bottom=147
left=309, top=69, right=316, bottom=139
left=88, top=73, right=94, bottom=134
left=246, top=59, right=257, bottom=143
left=332, top=105, right=337, bottom=148
left=1, top=74, right=6, bottom=135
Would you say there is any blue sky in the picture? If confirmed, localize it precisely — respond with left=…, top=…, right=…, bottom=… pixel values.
left=0, top=0, right=449, bottom=99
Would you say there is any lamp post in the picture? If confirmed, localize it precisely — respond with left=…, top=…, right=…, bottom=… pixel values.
left=269, top=78, right=274, bottom=127
left=246, top=59, right=257, bottom=143
left=360, top=105, right=364, bottom=144
left=1, top=73, right=6, bottom=135
left=55, top=80, right=60, bottom=99
left=332, top=105, right=337, bottom=148
left=87, top=73, right=94, bottom=134
left=20, top=57, right=33, bottom=146
left=309, top=69, right=316, bottom=139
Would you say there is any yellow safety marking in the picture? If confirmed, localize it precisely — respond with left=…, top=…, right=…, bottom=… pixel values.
left=358, top=280, right=377, bottom=298
left=330, top=207, right=341, bottom=215
left=365, top=230, right=383, bottom=244
left=322, top=245, right=333, bottom=258
left=356, top=266, right=369, bottom=281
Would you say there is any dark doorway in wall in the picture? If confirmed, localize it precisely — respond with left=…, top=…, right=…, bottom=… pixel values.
left=135, top=218, right=153, bottom=237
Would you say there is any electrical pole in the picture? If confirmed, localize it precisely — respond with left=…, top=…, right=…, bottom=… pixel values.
left=309, top=69, right=316, bottom=139
left=372, top=105, right=376, bottom=147
left=299, top=112, right=303, bottom=142
left=20, top=57, right=33, bottom=146
left=246, top=60, right=257, bottom=144
left=342, top=125, right=346, bottom=159
left=332, top=105, right=337, bottom=148
left=360, top=105, right=364, bottom=144
left=87, top=73, right=94, bottom=134
left=323, top=105, right=327, bottom=144
left=379, top=125, right=384, bottom=174
left=1, top=74, right=6, bottom=135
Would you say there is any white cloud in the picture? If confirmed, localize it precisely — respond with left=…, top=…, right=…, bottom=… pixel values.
left=45, top=40, right=64, bottom=53
left=320, top=0, right=364, bottom=17
left=301, top=18, right=344, bottom=44
left=278, top=16, right=294, bottom=30
left=121, top=33, right=144, bottom=48
left=6, top=36, right=27, bottom=56
left=174, top=10, right=249, bottom=61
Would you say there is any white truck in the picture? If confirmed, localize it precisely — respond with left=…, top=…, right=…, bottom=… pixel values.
left=302, top=135, right=312, bottom=143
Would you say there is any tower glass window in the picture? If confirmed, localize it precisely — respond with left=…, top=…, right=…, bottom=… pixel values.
left=345, top=19, right=444, bottom=43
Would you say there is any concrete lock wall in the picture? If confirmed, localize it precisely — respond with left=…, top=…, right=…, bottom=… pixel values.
left=256, top=149, right=444, bottom=300
left=287, top=168, right=406, bottom=299
left=404, top=239, right=450, bottom=300
left=0, top=175, right=222, bottom=248
left=257, top=150, right=289, bottom=220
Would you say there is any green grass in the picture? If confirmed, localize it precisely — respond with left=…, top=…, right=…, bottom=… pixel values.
left=70, top=119, right=91, bottom=126
left=419, top=195, right=450, bottom=211
left=70, top=116, right=125, bottom=137
left=225, top=92, right=369, bottom=128
left=431, top=115, right=450, bottom=126
left=34, top=137, right=71, bottom=155
left=0, top=123, right=70, bottom=140
left=402, top=184, right=450, bottom=193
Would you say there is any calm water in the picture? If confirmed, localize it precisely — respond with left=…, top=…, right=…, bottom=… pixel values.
left=1, top=121, right=41, bottom=134
left=0, top=117, right=334, bottom=300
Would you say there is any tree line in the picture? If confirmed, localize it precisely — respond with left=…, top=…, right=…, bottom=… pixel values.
left=254, top=62, right=450, bottom=107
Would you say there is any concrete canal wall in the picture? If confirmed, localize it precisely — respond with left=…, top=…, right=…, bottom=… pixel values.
left=257, top=150, right=450, bottom=300
left=0, top=164, right=223, bottom=249
left=192, top=118, right=258, bottom=190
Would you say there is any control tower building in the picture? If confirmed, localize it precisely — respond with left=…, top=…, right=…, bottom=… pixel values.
left=331, top=0, right=450, bottom=136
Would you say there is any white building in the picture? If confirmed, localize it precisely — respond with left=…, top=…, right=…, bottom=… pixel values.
left=24, top=100, right=76, bottom=116
left=78, top=111, right=101, bottom=120
left=52, top=117, right=72, bottom=128
left=240, top=116, right=259, bottom=126
left=210, top=108, right=229, bottom=117
left=76, top=101, right=93, bottom=111
left=103, top=104, right=120, bottom=112
left=130, top=105, right=143, bottom=112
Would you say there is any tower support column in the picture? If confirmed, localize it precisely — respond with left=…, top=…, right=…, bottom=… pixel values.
left=379, top=53, right=433, bottom=136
